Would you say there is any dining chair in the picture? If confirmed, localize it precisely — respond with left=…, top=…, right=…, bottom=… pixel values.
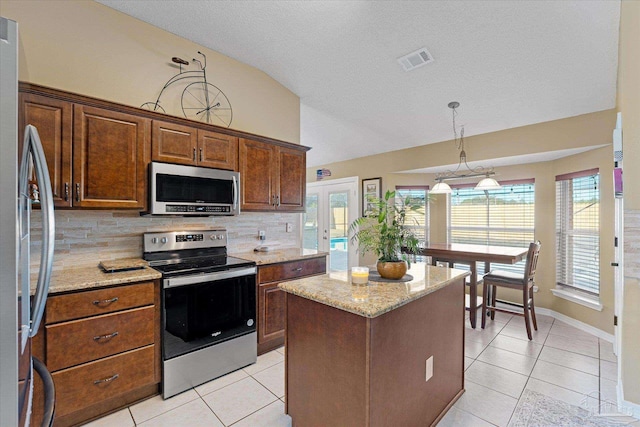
left=481, top=241, right=541, bottom=340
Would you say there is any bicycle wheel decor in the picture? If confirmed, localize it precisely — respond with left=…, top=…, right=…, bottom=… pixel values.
left=181, top=82, right=233, bottom=128
left=139, top=102, right=166, bottom=114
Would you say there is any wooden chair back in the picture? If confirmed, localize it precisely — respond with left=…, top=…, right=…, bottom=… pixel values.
left=524, top=241, right=541, bottom=285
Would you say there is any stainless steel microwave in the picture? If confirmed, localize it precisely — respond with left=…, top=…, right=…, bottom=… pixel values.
left=148, top=162, right=239, bottom=216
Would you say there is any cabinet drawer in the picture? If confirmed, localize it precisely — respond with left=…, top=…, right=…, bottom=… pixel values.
left=52, top=345, right=155, bottom=418
left=46, top=282, right=155, bottom=323
left=46, top=306, right=154, bottom=371
left=258, top=257, right=327, bottom=284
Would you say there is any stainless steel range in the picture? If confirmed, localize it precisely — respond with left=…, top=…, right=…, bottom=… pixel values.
left=143, top=229, right=257, bottom=399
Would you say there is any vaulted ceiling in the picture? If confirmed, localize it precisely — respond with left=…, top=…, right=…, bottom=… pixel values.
left=97, top=1, right=620, bottom=167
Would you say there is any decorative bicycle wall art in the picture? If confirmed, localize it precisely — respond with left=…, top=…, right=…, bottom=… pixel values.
left=141, top=51, right=233, bottom=128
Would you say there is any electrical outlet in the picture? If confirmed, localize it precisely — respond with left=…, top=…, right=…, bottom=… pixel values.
left=286, top=223, right=293, bottom=233
left=258, top=230, right=266, bottom=241
left=425, top=356, right=433, bottom=382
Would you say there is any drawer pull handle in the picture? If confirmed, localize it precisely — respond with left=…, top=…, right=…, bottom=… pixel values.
left=94, top=374, right=119, bottom=385
left=92, top=297, right=119, bottom=306
left=93, top=331, right=119, bottom=341
left=292, top=267, right=303, bottom=272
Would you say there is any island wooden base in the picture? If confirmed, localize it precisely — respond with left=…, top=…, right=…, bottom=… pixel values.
left=284, top=278, right=465, bottom=426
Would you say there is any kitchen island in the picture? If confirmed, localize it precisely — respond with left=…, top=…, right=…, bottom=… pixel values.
left=278, top=263, right=469, bottom=427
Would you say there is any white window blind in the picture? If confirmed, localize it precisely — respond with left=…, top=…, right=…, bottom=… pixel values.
left=448, top=180, right=535, bottom=275
left=555, top=169, right=600, bottom=295
left=396, top=186, right=429, bottom=261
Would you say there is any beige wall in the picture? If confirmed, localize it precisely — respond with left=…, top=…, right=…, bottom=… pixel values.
left=617, top=0, right=640, bottom=408
left=0, top=0, right=300, bottom=144
left=309, top=111, right=617, bottom=334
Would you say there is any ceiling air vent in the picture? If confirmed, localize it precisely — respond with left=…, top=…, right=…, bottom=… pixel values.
left=397, top=47, right=434, bottom=72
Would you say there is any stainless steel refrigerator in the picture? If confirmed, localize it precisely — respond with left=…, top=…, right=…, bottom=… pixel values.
left=1, top=17, right=56, bottom=427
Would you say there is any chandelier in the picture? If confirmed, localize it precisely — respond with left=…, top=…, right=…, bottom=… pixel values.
left=430, top=102, right=501, bottom=194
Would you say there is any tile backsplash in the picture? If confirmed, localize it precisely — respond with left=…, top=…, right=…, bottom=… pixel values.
left=624, top=209, right=640, bottom=279
left=30, top=210, right=301, bottom=272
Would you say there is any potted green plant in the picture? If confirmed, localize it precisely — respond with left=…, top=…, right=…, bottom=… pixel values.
left=349, top=190, right=423, bottom=280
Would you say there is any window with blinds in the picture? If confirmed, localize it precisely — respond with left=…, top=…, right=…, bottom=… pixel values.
left=448, top=180, right=535, bottom=275
left=555, top=169, right=600, bottom=295
left=396, top=186, right=429, bottom=261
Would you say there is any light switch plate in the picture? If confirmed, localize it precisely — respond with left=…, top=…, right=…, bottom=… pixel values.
left=286, top=223, right=293, bottom=233
left=425, top=356, right=433, bottom=382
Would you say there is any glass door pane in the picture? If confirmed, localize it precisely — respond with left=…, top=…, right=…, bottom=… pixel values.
left=303, top=193, right=319, bottom=251
left=329, top=191, right=349, bottom=272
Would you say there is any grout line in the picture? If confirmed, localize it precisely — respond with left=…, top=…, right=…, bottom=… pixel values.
left=199, top=395, right=227, bottom=427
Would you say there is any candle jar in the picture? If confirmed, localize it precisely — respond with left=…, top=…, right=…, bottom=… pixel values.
left=351, top=266, right=369, bottom=285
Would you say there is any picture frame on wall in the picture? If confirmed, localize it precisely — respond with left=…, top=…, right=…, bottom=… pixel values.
left=362, top=177, right=382, bottom=216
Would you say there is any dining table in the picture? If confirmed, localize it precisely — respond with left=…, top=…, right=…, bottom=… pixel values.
left=420, top=243, right=529, bottom=328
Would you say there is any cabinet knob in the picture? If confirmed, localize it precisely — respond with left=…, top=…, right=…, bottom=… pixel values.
left=193, top=148, right=196, bottom=161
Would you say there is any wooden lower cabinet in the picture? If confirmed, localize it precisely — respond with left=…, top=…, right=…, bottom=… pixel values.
left=257, top=256, right=327, bottom=355
left=35, top=280, right=161, bottom=427
left=53, top=345, right=155, bottom=418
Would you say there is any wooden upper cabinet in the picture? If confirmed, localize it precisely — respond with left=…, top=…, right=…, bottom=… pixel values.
left=239, top=138, right=277, bottom=210
left=198, top=129, right=238, bottom=170
left=239, top=138, right=306, bottom=211
left=277, top=146, right=305, bottom=212
left=151, top=120, right=197, bottom=166
left=73, top=105, right=149, bottom=209
left=19, top=93, right=73, bottom=207
left=152, top=120, right=238, bottom=170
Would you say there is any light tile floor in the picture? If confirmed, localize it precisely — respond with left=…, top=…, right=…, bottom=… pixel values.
left=84, top=314, right=640, bottom=427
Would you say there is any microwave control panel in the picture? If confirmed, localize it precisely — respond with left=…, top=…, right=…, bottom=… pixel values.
left=166, top=204, right=231, bottom=213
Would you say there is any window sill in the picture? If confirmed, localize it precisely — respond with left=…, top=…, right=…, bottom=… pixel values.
left=551, top=288, right=603, bottom=311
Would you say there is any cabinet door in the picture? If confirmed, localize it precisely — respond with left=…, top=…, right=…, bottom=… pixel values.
left=258, top=282, right=286, bottom=354
left=198, top=130, right=238, bottom=170
left=277, top=146, right=306, bottom=211
left=151, top=120, right=197, bottom=166
left=73, top=105, right=149, bottom=208
left=239, top=138, right=276, bottom=211
left=19, top=94, right=73, bottom=207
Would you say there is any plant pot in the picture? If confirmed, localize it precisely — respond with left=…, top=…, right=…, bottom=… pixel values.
left=376, top=261, right=408, bottom=280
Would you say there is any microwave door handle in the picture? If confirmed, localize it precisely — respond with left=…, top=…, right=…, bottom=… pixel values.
left=24, top=126, right=55, bottom=337
left=232, top=175, right=238, bottom=211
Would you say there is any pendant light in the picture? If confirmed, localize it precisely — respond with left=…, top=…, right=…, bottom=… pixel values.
left=430, top=102, right=501, bottom=194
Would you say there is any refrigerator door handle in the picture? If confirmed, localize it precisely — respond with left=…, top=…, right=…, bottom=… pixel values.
left=20, top=125, right=55, bottom=338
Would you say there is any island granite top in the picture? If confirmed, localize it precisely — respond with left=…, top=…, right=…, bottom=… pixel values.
left=278, top=263, right=469, bottom=318
left=31, top=258, right=161, bottom=295
left=231, top=248, right=328, bottom=265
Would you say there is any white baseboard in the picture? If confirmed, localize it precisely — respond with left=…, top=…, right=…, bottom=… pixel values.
left=535, top=307, right=614, bottom=343
left=617, top=382, right=640, bottom=419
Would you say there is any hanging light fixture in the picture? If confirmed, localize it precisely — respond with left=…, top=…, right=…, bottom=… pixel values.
left=430, top=102, right=501, bottom=194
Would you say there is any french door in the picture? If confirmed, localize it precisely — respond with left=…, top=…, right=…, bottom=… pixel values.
left=304, top=177, right=358, bottom=272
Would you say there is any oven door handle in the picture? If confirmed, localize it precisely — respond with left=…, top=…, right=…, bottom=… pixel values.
left=164, top=266, right=257, bottom=288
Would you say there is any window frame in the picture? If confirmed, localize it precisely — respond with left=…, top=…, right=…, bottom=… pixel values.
left=446, top=179, right=536, bottom=275
left=554, top=168, right=601, bottom=302
left=395, top=185, right=430, bottom=261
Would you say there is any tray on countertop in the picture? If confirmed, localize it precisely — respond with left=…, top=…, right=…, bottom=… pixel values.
left=368, top=272, right=414, bottom=283
left=99, top=259, right=148, bottom=273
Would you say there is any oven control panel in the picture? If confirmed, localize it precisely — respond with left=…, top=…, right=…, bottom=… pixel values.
left=143, top=229, right=227, bottom=252
left=176, top=234, right=204, bottom=242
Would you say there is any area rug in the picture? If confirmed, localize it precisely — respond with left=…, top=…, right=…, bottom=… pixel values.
left=509, top=390, right=631, bottom=427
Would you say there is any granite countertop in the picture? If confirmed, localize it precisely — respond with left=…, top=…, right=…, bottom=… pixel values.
left=278, top=263, right=469, bottom=318
left=32, top=258, right=161, bottom=295
left=231, top=248, right=329, bottom=265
